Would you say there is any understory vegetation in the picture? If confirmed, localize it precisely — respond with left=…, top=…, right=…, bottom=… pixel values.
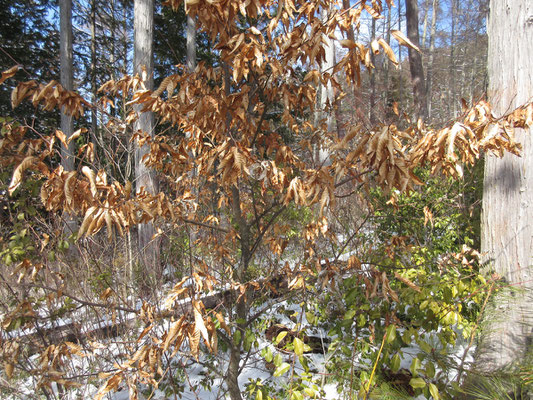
left=0, top=0, right=532, bottom=399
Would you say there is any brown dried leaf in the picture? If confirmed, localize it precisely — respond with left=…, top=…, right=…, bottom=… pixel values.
left=104, top=209, right=113, bottom=240
left=0, top=65, right=19, bottom=85
left=4, top=362, right=14, bottom=380
left=188, top=326, right=201, bottom=360
left=81, top=166, right=97, bottom=197
left=55, top=130, right=68, bottom=147
left=163, top=316, right=185, bottom=352
left=64, top=171, right=77, bottom=208
left=339, top=39, right=357, bottom=49
left=378, top=38, right=398, bottom=66
left=214, top=311, right=231, bottom=335
left=391, top=30, right=420, bottom=52
left=65, top=341, right=85, bottom=356
left=9, top=156, right=37, bottom=195
left=423, top=206, right=434, bottom=228
left=370, top=39, right=380, bottom=55
left=192, top=300, right=211, bottom=351
left=78, top=206, right=98, bottom=238
left=95, top=373, right=122, bottom=400
left=67, top=128, right=85, bottom=145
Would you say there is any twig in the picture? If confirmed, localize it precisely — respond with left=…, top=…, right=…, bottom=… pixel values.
left=365, top=331, right=388, bottom=399
left=181, top=217, right=229, bottom=233
left=21, top=283, right=138, bottom=313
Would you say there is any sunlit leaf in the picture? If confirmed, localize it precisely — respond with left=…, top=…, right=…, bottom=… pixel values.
left=0, top=65, right=19, bottom=85
left=273, top=362, right=291, bottom=377
left=391, top=30, right=420, bottom=52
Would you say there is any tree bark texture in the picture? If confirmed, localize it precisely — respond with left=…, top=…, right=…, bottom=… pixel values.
left=316, top=5, right=336, bottom=165
left=90, top=0, right=98, bottom=148
left=397, top=0, right=403, bottom=64
left=478, top=0, right=533, bottom=373
left=449, top=0, right=457, bottom=117
left=186, top=15, right=196, bottom=72
left=405, top=0, right=428, bottom=119
left=369, top=16, right=377, bottom=124
left=60, top=0, right=74, bottom=171
left=134, top=0, right=160, bottom=273
left=426, top=0, right=438, bottom=119
left=60, top=0, right=78, bottom=236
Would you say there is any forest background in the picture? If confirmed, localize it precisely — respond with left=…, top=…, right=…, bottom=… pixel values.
left=0, top=0, right=532, bottom=399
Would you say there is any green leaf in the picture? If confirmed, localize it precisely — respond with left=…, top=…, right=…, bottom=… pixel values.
left=256, top=388, right=263, bottom=400
left=443, top=311, right=457, bottom=325
left=262, top=347, right=273, bottom=363
left=273, top=353, right=282, bottom=367
left=425, top=361, right=436, bottom=378
left=291, top=390, right=303, bottom=400
left=233, top=330, right=241, bottom=346
left=344, top=309, right=356, bottom=320
left=402, top=331, right=412, bottom=345
left=244, top=329, right=255, bottom=351
left=450, top=381, right=461, bottom=392
left=443, top=287, right=452, bottom=303
left=293, top=337, right=304, bottom=356
left=273, top=362, right=291, bottom=377
left=275, top=331, right=288, bottom=345
left=385, top=324, right=396, bottom=343
left=299, top=355, right=309, bottom=372
left=390, top=353, right=401, bottom=373
left=418, top=340, right=432, bottom=354
left=345, top=287, right=358, bottom=305
left=429, top=383, right=439, bottom=399
left=306, top=311, right=316, bottom=325
left=303, top=387, right=317, bottom=397
left=410, top=377, right=426, bottom=389
left=410, top=357, right=421, bottom=377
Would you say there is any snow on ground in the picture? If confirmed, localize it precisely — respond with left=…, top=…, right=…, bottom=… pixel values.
left=2, top=266, right=477, bottom=400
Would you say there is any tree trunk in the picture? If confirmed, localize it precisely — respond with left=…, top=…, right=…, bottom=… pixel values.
left=186, top=15, right=196, bottom=72
left=477, top=0, right=533, bottom=375
left=226, top=344, right=243, bottom=400
left=397, top=0, right=403, bottom=64
left=405, top=0, right=428, bottom=119
left=90, top=0, right=98, bottom=149
left=426, top=0, right=438, bottom=120
left=421, top=0, right=429, bottom=48
left=60, top=0, right=77, bottom=235
left=397, top=0, right=404, bottom=110
left=449, top=0, right=457, bottom=117
left=60, top=0, right=74, bottom=171
left=316, top=5, right=336, bottom=164
left=369, top=16, right=377, bottom=124
left=383, top=3, right=392, bottom=98
left=134, top=0, right=160, bottom=277
left=342, top=0, right=363, bottom=127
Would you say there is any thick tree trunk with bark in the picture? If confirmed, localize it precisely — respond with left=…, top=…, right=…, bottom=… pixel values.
left=60, top=0, right=77, bottom=235
left=60, top=0, right=74, bottom=171
left=316, top=5, right=336, bottom=164
left=90, top=0, right=98, bottom=148
left=426, top=0, right=438, bottom=119
left=449, top=0, right=457, bottom=117
left=134, top=0, right=160, bottom=275
left=186, top=15, right=196, bottom=72
left=382, top=3, right=392, bottom=98
left=477, top=0, right=533, bottom=374
left=405, top=0, right=428, bottom=119
left=369, top=17, right=377, bottom=124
